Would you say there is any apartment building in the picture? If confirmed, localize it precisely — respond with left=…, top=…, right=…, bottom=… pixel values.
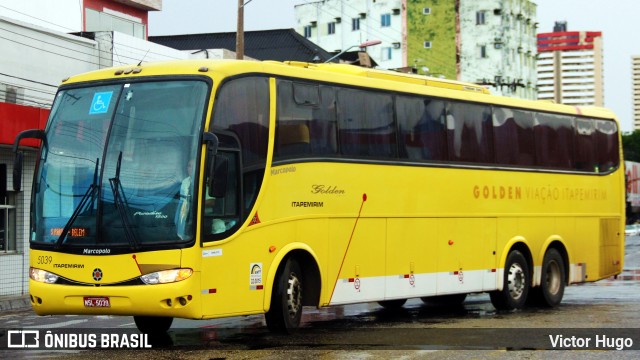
left=537, top=21, right=604, bottom=106
left=295, top=0, right=538, bottom=99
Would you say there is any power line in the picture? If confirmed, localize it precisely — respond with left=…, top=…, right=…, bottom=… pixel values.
left=0, top=34, right=102, bottom=66
left=0, top=23, right=184, bottom=68
left=0, top=4, right=77, bottom=32
left=0, top=89, right=52, bottom=108
left=0, top=72, right=58, bottom=88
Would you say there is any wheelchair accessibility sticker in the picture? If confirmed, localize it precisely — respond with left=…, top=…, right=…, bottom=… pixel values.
left=89, top=92, right=113, bottom=114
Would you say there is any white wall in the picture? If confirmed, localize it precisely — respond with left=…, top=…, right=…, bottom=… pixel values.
left=0, top=16, right=98, bottom=108
left=0, top=0, right=82, bottom=33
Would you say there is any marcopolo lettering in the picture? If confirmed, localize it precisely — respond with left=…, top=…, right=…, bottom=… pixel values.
left=83, top=248, right=111, bottom=255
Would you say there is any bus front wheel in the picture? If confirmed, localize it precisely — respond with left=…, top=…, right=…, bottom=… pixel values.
left=490, top=250, right=530, bottom=310
left=133, top=315, right=173, bottom=334
left=265, top=258, right=303, bottom=333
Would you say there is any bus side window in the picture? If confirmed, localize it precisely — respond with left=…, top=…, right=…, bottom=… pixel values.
left=595, top=119, right=619, bottom=173
left=204, top=150, right=240, bottom=237
left=493, top=108, right=535, bottom=167
left=396, top=96, right=447, bottom=161
left=277, top=123, right=311, bottom=157
left=446, top=101, right=493, bottom=164
left=337, top=88, right=396, bottom=158
left=575, top=118, right=597, bottom=172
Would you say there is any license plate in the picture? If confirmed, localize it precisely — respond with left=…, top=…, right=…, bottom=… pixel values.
left=83, top=296, right=110, bottom=308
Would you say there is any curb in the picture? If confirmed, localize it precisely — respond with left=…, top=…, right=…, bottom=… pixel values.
left=0, top=296, right=31, bottom=312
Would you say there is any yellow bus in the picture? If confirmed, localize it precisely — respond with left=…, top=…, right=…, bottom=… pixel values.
left=14, top=60, right=624, bottom=334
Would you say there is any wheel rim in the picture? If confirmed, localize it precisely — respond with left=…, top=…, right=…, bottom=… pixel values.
left=507, top=262, right=525, bottom=300
left=545, top=260, right=561, bottom=295
left=286, top=271, right=302, bottom=318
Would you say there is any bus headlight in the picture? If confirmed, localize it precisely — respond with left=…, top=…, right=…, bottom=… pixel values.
left=140, top=268, right=193, bottom=284
left=30, top=267, right=59, bottom=284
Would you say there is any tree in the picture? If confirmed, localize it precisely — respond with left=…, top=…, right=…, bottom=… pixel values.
left=622, top=131, right=640, bottom=162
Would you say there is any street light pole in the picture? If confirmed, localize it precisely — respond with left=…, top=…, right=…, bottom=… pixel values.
left=236, top=0, right=244, bottom=59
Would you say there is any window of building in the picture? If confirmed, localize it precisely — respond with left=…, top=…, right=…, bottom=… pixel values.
left=352, top=17, right=360, bottom=31
left=328, top=22, right=336, bottom=35
left=424, top=41, right=432, bottom=49
left=476, top=11, right=486, bottom=25
left=381, top=13, right=391, bottom=27
left=382, top=47, right=393, bottom=61
left=304, top=25, right=312, bottom=38
left=85, top=8, right=146, bottom=39
left=0, top=163, right=16, bottom=252
left=479, top=45, right=487, bottom=58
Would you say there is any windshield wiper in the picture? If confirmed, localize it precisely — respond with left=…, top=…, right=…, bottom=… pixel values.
left=55, top=158, right=99, bottom=249
left=109, top=151, right=140, bottom=250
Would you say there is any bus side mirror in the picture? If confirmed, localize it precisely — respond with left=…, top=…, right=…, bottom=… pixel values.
left=13, top=152, right=23, bottom=191
left=12, top=129, right=46, bottom=192
left=208, top=155, right=228, bottom=198
left=202, top=132, right=219, bottom=157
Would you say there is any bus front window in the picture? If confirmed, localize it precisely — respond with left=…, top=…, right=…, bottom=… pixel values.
left=33, top=80, right=209, bottom=249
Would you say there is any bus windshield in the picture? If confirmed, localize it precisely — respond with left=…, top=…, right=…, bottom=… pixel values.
left=32, top=80, right=209, bottom=250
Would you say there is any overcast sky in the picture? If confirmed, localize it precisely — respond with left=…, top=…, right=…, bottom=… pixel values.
left=149, top=0, right=640, bottom=132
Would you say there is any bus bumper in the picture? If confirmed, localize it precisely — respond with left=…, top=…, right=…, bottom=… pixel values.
left=29, top=273, right=201, bottom=319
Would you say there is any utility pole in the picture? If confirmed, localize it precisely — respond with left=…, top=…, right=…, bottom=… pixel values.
left=236, top=0, right=244, bottom=59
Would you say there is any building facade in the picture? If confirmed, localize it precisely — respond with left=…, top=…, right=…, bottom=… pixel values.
left=0, top=0, right=160, bottom=39
left=294, top=0, right=538, bottom=99
left=537, top=21, right=604, bottom=107
left=632, top=56, right=640, bottom=130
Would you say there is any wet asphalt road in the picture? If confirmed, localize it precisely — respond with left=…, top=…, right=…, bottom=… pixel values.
left=1, top=236, right=639, bottom=359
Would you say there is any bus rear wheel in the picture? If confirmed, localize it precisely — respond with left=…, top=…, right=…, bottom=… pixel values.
left=133, top=315, right=173, bottom=334
left=529, top=248, right=565, bottom=307
left=265, top=258, right=303, bottom=333
left=490, top=250, right=530, bottom=310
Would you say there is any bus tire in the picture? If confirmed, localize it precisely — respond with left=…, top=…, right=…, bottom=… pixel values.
left=378, top=299, right=407, bottom=309
left=421, top=293, right=467, bottom=306
left=133, top=315, right=173, bottom=334
left=535, top=248, right=566, bottom=307
left=265, top=258, right=303, bottom=333
left=490, top=250, right=530, bottom=310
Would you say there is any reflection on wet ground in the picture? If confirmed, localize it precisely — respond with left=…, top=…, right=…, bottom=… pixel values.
left=162, top=236, right=640, bottom=349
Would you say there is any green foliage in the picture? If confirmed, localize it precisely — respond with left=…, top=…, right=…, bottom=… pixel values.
left=406, top=0, right=456, bottom=79
left=622, top=131, right=640, bottom=162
